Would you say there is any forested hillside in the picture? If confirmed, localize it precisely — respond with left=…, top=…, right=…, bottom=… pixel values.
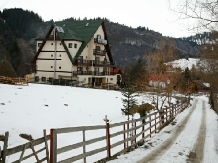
left=0, top=8, right=201, bottom=77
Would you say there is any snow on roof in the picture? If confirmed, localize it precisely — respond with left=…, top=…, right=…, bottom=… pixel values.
left=165, top=58, right=200, bottom=71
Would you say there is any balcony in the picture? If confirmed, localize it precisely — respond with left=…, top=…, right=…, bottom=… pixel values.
left=94, top=38, right=107, bottom=45
left=73, top=59, right=92, bottom=66
left=93, top=60, right=115, bottom=67
left=93, top=49, right=106, bottom=56
left=73, top=71, right=93, bottom=76
left=72, top=71, right=115, bottom=76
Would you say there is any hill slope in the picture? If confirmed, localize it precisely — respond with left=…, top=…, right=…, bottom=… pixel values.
left=0, top=8, right=200, bottom=75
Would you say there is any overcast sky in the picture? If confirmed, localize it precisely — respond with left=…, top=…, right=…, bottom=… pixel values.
left=0, top=0, right=197, bottom=38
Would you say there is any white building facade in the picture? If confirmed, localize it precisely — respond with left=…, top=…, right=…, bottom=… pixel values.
left=32, top=19, right=118, bottom=86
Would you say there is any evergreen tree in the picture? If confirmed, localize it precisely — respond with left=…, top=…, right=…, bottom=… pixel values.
left=0, top=60, right=17, bottom=77
left=9, top=39, right=22, bottom=74
left=184, top=67, right=191, bottom=83
left=121, top=70, right=138, bottom=147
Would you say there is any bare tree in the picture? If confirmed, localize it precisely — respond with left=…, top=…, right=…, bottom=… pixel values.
left=168, top=0, right=218, bottom=32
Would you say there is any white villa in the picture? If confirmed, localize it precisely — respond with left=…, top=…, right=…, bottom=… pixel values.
left=32, top=19, right=119, bottom=86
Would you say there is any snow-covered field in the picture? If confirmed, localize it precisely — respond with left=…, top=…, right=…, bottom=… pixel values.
left=0, top=83, right=217, bottom=163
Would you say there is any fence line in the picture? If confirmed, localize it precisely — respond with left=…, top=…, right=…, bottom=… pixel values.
left=0, top=130, right=50, bottom=163
left=49, top=98, right=190, bottom=163
left=0, top=99, right=190, bottom=163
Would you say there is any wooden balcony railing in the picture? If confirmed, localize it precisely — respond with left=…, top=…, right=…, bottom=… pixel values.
left=94, top=38, right=107, bottom=45
left=73, top=71, right=115, bottom=76
left=73, top=59, right=114, bottom=67
left=73, top=71, right=93, bottom=76
left=93, top=49, right=106, bottom=56
left=93, top=60, right=115, bottom=67
left=73, top=59, right=92, bottom=66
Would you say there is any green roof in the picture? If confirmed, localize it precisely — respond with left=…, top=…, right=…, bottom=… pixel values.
left=33, top=19, right=113, bottom=65
left=55, top=19, right=103, bottom=63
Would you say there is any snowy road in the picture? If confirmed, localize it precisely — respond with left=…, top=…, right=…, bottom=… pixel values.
left=109, top=96, right=218, bottom=163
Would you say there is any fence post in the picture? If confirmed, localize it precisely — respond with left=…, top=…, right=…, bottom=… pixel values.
left=149, top=115, right=151, bottom=137
left=43, top=130, right=50, bottom=163
left=105, top=115, right=111, bottom=158
left=83, top=129, right=86, bottom=163
left=134, top=121, right=136, bottom=143
left=155, top=114, right=157, bottom=133
left=50, top=129, right=57, bottom=163
left=2, top=132, right=9, bottom=163
left=123, top=124, right=126, bottom=149
left=142, top=125, right=144, bottom=141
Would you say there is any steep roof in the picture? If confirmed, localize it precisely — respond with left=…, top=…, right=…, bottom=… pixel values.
left=33, top=19, right=113, bottom=64
left=149, top=74, right=170, bottom=82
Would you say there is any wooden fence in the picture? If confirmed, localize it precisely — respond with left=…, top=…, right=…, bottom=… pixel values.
left=0, top=99, right=190, bottom=163
left=0, top=76, right=28, bottom=85
left=0, top=130, right=50, bottom=163
left=49, top=98, right=190, bottom=163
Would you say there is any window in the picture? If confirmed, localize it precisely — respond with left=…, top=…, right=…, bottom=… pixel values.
left=97, top=35, right=101, bottom=39
left=68, top=43, right=72, bottom=48
left=96, top=46, right=100, bottom=50
left=110, top=78, right=113, bottom=81
left=78, top=67, right=83, bottom=71
left=59, top=66, right=61, bottom=69
left=51, top=66, right=53, bottom=68
left=38, top=43, right=42, bottom=47
left=94, top=67, right=99, bottom=74
left=95, top=57, right=100, bottom=64
left=51, top=43, right=53, bottom=45
left=51, top=54, right=53, bottom=57
left=74, top=43, right=77, bottom=48
left=78, top=56, right=83, bottom=62
left=103, top=67, right=107, bottom=72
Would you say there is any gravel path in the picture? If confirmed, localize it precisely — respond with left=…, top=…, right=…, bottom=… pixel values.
left=187, top=100, right=206, bottom=163
left=137, top=99, right=206, bottom=163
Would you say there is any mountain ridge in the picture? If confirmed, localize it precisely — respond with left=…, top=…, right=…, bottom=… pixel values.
left=0, top=8, right=201, bottom=76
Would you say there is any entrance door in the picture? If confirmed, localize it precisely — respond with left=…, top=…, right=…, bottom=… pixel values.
left=92, top=78, right=95, bottom=86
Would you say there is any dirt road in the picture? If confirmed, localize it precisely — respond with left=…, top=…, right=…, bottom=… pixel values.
left=138, top=98, right=207, bottom=163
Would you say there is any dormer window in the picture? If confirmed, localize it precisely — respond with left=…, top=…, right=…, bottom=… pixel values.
left=97, top=35, right=101, bottom=39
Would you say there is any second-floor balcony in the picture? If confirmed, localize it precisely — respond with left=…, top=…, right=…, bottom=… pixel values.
left=93, top=60, right=115, bottom=67
left=73, top=59, right=92, bottom=66
left=73, top=71, right=115, bottom=76
left=93, top=49, right=106, bottom=56
left=73, top=59, right=115, bottom=67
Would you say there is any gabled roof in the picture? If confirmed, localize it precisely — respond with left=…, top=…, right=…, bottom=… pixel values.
left=189, top=80, right=210, bottom=88
left=149, top=74, right=170, bottom=82
left=32, top=19, right=113, bottom=64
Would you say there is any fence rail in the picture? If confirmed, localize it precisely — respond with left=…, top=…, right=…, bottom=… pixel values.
left=0, top=99, right=190, bottom=163
left=0, top=130, right=50, bottom=163
left=49, top=99, right=190, bottom=163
